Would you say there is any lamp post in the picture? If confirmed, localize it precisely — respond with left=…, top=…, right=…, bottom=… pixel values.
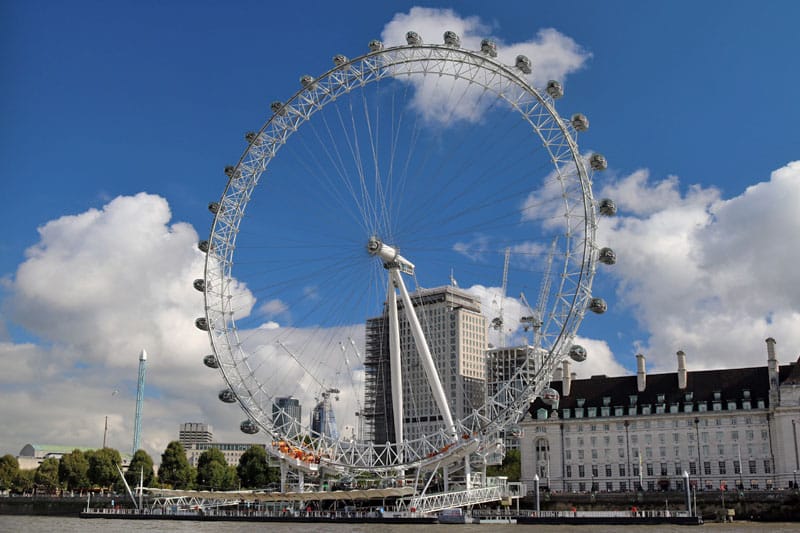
left=534, top=474, right=540, bottom=513
left=683, top=471, right=691, bottom=516
left=694, top=418, right=702, bottom=488
left=792, top=420, right=799, bottom=472
left=794, top=470, right=797, bottom=490
left=624, top=420, right=632, bottom=492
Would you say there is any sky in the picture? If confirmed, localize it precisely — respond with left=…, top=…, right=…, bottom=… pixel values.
left=1, top=0, right=799, bottom=460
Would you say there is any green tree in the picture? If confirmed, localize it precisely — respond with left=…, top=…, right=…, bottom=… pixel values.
left=58, top=450, right=90, bottom=491
left=196, top=448, right=234, bottom=490
left=86, top=448, right=123, bottom=489
left=125, top=449, right=156, bottom=488
left=34, top=458, right=60, bottom=491
left=237, top=445, right=278, bottom=489
left=486, top=448, right=521, bottom=482
left=13, top=469, right=35, bottom=494
left=0, top=454, right=19, bottom=491
left=158, top=441, right=194, bottom=489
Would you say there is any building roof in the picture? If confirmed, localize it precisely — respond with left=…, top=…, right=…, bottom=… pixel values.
left=529, top=360, right=798, bottom=415
left=19, top=444, right=95, bottom=458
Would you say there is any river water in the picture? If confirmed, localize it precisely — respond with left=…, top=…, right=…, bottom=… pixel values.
left=2, top=516, right=800, bottom=532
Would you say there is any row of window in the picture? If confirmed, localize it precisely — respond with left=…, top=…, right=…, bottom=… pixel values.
left=560, top=416, right=763, bottom=432
left=565, top=459, right=772, bottom=479
left=563, top=478, right=772, bottom=493
left=560, top=399, right=765, bottom=419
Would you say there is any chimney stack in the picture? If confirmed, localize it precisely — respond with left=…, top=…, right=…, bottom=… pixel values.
left=677, top=350, right=687, bottom=389
left=562, top=359, right=572, bottom=397
left=553, top=365, right=563, bottom=382
left=636, top=353, right=647, bottom=392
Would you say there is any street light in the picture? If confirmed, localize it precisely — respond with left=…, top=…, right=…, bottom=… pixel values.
left=694, top=418, right=702, bottom=488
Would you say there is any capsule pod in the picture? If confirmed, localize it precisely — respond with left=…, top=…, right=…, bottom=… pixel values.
left=245, top=131, right=261, bottom=145
left=515, top=55, right=532, bottom=74
left=509, top=424, right=523, bottom=438
left=195, top=317, right=209, bottom=331
left=598, top=198, right=617, bottom=216
left=270, top=101, right=287, bottom=116
left=224, top=166, right=235, bottom=178
left=197, top=240, right=210, bottom=253
left=598, top=247, right=616, bottom=265
left=193, top=278, right=205, bottom=292
left=406, top=31, right=422, bottom=45
left=368, top=39, right=383, bottom=52
left=569, top=344, right=587, bottom=362
left=300, top=75, right=316, bottom=89
left=541, top=387, right=560, bottom=407
left=480, top=39, right=498, bottom=57
left=329, top=54, right=346, bottom=68
left=590, top=153, right=608, bottom=171
left=208, top=202, right=219, bottom=214
left=588, top=297, right=607, bottom=314
left=546, top=80, right=563, bottom=99
left=443, top=31, right=460, bottom=47
left=240, top=419, right=259, bottom=434
left=219, top=389, right=237, bottom=403
left=571, top=113, right=589, bottom=132
left=203, top=354, right=219, bottom=369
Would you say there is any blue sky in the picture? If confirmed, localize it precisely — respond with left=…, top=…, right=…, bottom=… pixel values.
left=2, top=1, right=799, bottom=457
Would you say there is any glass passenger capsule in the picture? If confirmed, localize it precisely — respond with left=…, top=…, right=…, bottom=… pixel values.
left=443, top=31, right=460, bottom=47
left=590, top=153, right=608, bottom=171
left=219, top=389, right=237, bottom=403
left=406, top=31, right=422, bottom=45
left=598, top=247, right=616, bottom=265
left=569, top=344, right=587, bottom=362
left=515, top=55, right=532, bottom=74
left=193, top=278, right=205, bottom=292
left=541, top=387, right=560, bottom=406
left=203, top=354, right=219, bottom=369
left=480, top=39, right=498, bottom=57
left=208, top=202, right=219, bottom=214
left=195, top=317, right=209, bottom=331
left=368, top=39, right=383, bottom=52
left=240, top=420, right=259, bottom=434
left=546, top=80, right=563, bottom=99
left=598, top=198, right=617, bottom=216
left=588, top=298, right=608, bottom=314
left=571, top=113, right=589, bottom=132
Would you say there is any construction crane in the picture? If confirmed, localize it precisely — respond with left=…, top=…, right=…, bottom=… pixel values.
left=520, top=238, right=557, bottom=348
left=491, top=248, right=511, bottom=346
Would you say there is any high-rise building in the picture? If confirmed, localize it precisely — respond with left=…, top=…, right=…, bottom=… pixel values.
left=363, top=286, right=487, bottom=444
left=310, top=389, right=339, bottom=440
left=179, top=422, right=213, bottom=446
left=273, top=396, right=302, bottom=436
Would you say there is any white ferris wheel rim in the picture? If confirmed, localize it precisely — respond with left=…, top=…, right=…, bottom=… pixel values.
left=201, top=37, right=600, bottom=473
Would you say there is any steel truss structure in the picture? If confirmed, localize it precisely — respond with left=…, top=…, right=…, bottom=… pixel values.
left=198, top=30, right=613, bottom=477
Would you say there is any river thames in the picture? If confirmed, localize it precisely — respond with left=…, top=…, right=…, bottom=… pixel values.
left=3, top=516, right=800, bottom=532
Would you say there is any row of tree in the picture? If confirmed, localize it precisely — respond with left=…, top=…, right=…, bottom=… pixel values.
left=0, top=441, right=279, bottom=494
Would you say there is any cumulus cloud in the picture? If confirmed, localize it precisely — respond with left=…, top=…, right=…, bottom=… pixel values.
left=598, top=161, right=800, bottom=372
left=380, top=7, right=590, bottom=125
left=0, top=193, right=262, bottom=457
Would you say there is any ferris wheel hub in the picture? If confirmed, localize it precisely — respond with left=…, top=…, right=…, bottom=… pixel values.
left=367, top=236, right=415, bottom=274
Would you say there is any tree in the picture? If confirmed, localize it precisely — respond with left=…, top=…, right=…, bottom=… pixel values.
left=158, top=441, right=194, bottom=489
left=34, top=458, right=60, bottom=492
left=486, top=448, right=521, bottom=482
left=0, top=454, right=19, bottom=491
left=58, top=450, right=89, bottom=491
left=125, top=449, right=155, bottom=488
left=12, top=469, right=34, bottom=494
left=237, top=445, right=278, bottom=489
left=196, top=448, right=237, bottom=490
left=86, top=448, right=123, bottom=489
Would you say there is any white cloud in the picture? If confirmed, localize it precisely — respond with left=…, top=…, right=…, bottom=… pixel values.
left=380, top=7, right=590, bottom=125
left=0, top=193, right=262, bottom=457
left=598, top=161, right=800, bottom=372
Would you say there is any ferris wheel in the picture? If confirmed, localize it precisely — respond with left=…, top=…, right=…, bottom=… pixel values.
left=195, top=30, right=616, bottom=476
